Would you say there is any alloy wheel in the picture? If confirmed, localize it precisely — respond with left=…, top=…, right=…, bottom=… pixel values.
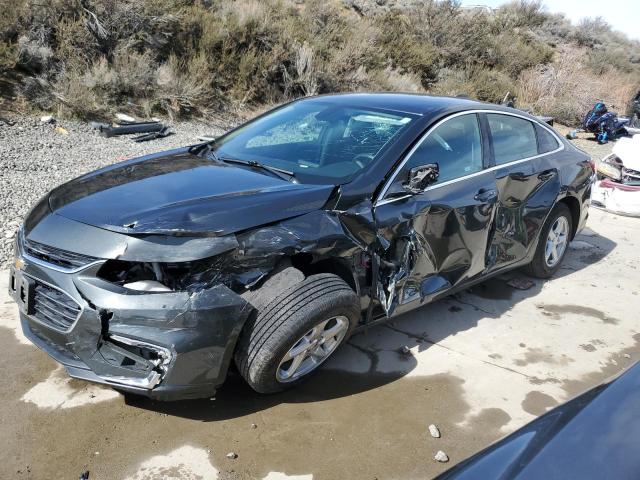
left=544, top=216, right=569, bottom=267
left=276, top=316, right=349, bottom=383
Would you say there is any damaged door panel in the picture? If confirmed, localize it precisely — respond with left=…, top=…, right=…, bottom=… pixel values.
left=373, top=112, right=498, bottom=316
left=8, top=94, right=593, bottom=400
left=374, top=171, right=499, bottom=316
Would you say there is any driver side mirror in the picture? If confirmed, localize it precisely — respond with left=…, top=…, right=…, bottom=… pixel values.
left=403, top=164, right=439, bottom=194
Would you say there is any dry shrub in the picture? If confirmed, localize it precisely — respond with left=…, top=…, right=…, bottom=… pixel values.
left=516, top=48, right=639, bottom=124
left=83, top=49, right=156, bottom=100
left=155, top=53, right=214, bottom=117
left=283, top=42, right=319, bottom=97
left=378, top=67, right=422, bottom=93
left=3, top=0, right=639, bottom=121
left=431, top=68, right=514, bottom=103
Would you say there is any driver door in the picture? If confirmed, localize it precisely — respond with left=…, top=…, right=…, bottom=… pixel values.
left=373, top=113, right=499, bottom=317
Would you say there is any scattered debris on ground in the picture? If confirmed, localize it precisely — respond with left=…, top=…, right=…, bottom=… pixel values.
left=115, top=113, right=136, bottom=123
left=429, top=424, right=441, bottom=438
left=226, top=452, right=238, bottom=459
left=434, top=451, right=449, bottom=463
left=592, top=134, right=640, bottom=216
left=572, top=102, right=630, bottom=144
left=93, top=120, right=168, bottom=139
left=506, top=277, right=535, bottom=291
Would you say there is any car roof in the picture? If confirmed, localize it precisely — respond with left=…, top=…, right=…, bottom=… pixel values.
left=301, top=92, right=513, bottom=117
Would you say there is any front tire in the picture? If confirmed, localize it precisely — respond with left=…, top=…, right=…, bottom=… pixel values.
left=234, top=273, right=359, bottom=393
left=525, top=203, right=573, bottom=279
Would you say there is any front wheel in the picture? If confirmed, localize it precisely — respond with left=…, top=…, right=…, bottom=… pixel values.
left=524, top=203, right=573, bottom=279
left=234, top=273, right=360, bottom=393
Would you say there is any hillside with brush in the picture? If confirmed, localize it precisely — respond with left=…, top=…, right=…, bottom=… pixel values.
left=1, top=0, right=639, bottom=124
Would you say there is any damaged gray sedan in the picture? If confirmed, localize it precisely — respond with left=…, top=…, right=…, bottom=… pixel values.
left=9, top=94, right=592, bottom=400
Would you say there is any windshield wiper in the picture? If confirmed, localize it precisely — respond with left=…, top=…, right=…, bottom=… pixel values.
left=199, top=144, right=296, bottom=182
left=219, top=156, right=296, bottom=182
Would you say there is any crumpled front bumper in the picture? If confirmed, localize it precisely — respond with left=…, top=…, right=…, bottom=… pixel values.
left=9, top=254, right=252, bottom=401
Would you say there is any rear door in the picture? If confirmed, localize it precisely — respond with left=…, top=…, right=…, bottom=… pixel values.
left=484, top=113, right=562, bottom=272
left=373, top=113, right=498, bottom=317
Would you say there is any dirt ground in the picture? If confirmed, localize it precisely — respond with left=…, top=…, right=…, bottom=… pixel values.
left=1, top=207, right=639, bottom=480
left=0, top=129, right=638, bottom=480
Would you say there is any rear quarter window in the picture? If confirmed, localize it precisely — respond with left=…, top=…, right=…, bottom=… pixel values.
left=535, top=123, right=560, bottom=153
left=487, top=114, right=538, bottom=164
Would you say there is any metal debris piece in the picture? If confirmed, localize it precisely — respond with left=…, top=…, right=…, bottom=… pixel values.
left=40, top=115, right=54, bottom=124
left=133, top=126, right=173, bottom=142
left=99, top=121, right=165, bottom=138
left=506, top=277, right=535, bottom=290
left=434, top=450, right=449, bottom=463
left=115, top=113, right=136, bottom=123
left=429, top=424, right=441, bottom=438
left=226, top=452, right=238, bottom=459
left=198, top=135, right=217, bottom=142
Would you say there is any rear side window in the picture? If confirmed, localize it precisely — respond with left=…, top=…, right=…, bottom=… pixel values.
left=487, top=114, right=538, bottom=164
left=535, top=123, right=560, bottom=153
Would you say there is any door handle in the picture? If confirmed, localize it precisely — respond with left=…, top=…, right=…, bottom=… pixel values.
left=538, top=169, right=555, bottom=180
left=474, top=188, right=498, bottom=203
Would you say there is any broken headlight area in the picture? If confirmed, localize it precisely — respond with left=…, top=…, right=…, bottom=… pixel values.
left=596, top=156, right=622, bottom=181
left=596, top=135, right=640, bottom=186
left=96, top=255, right=268, bottom=294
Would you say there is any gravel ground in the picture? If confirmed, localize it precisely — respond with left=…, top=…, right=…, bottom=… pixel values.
left=0, top=116, right=235, bottom=267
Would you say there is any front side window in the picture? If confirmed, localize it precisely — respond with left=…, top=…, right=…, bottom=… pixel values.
left=487, top=114, right=538, bottom=164
left=212, top=101, right=416, bottom=184
left=392, top=113, right=483, bottom=192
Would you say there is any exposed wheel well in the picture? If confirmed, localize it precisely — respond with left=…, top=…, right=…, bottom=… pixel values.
left=557, top=195, right=581, bottom=239
left=290, top=253, right=358, bottom=294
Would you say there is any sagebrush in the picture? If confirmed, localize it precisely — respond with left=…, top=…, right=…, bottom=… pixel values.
left=1, top=0, right=638, bottom=124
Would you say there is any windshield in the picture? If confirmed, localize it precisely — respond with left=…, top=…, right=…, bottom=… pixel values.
left=211, top=100, right=417, bottom=184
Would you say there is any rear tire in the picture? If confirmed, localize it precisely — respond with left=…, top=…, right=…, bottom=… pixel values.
left=234, top=273, right=359, bottom=393
left=524, top=203, right=573, bottom=279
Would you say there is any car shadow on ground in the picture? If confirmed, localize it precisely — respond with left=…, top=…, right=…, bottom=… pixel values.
left=125, top=229, right=617, bottom=421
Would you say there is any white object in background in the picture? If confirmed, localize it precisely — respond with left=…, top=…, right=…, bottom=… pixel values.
left=115, top=113, right=136, bottom=123
left=612, top=134, right=640, bottom=171
left=592, top=180, right=640, bottom=217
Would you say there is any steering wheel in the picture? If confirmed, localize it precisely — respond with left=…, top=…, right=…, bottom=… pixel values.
left=353, top=153, right=374, bottom=169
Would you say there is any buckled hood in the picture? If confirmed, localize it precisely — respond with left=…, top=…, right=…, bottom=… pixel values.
left=46, top=148, right=334, bottom=236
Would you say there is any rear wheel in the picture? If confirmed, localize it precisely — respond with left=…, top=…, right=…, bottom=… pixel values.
left=234, top=273, right=359, bottom=393
left=524, top=203, right=572, bottom=278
